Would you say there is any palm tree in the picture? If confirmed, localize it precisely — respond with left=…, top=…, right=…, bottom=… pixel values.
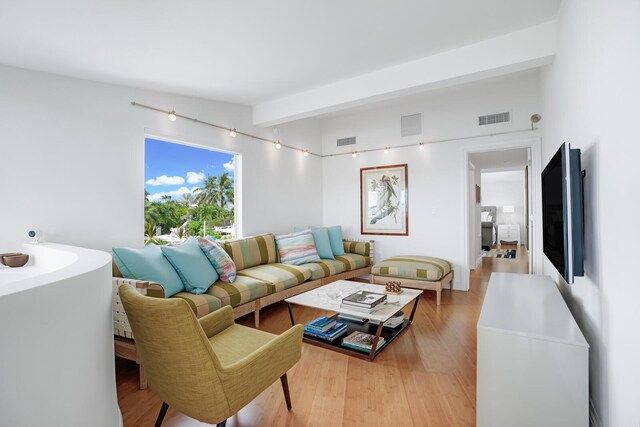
left=181, top=192, right=194, bottom=207
left=194, top=175, right=219, bottom=206
left=144, top=220, right=159, bottom=245
left=216, top=172, right=234, bottom=209
left=144, top=199, right=161, bottom=224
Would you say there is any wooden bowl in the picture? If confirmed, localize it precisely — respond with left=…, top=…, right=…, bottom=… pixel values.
left=2, top=254, right=29, bottom=268
left=0, top=253, right=22, bottom=266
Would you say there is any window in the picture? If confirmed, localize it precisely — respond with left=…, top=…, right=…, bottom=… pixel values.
left=144, top=137, right=239, bottom=244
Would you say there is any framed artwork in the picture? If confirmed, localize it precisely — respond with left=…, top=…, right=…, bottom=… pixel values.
left=360, top=164, right=408, bottom=236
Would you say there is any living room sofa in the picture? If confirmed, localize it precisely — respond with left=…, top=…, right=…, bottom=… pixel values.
left=112, top=233, right=373, bottom=388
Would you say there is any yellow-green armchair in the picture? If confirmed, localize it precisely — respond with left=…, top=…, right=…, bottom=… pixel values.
left=118, top=285, right=303, bottom=427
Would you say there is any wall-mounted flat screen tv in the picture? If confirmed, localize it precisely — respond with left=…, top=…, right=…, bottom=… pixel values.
left=541, top=142, right=584, bottom=284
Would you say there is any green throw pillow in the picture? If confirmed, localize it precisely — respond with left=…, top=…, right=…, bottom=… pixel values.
left=112, top=244, right=185, bottom=297
left=161, top=238, right=219, bottom=295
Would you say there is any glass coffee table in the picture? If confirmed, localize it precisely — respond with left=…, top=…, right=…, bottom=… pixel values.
left=285, top=280, right=422, bottom=361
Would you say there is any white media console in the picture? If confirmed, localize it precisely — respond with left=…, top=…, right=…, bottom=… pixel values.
left=477, top=272, right=589, bottom=427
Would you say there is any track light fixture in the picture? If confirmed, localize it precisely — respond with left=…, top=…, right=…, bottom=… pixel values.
left=132, top=102, right=537, bottom=160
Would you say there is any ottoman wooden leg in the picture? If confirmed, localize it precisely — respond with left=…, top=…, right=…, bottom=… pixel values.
left=436, top=290, right=441, bottom=306
left=139, top=362, right=148, bottom=389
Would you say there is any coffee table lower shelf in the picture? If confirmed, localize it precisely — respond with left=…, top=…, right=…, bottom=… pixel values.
left=286, top=296, right=419, bottom=361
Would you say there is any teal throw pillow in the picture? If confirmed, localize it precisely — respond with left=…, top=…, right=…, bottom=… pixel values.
left=112, top=244, right=185, bottom=298
left=311, top=225, right=345, bottom=256
left=161, top=238, right=219, bottom=295
left=294, top=226, right=334, bottom=260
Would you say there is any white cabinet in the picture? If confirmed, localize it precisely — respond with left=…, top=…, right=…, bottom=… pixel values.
left=477, top=273, right=589, bottom=427
left=497, top=224, right=520, bottom=244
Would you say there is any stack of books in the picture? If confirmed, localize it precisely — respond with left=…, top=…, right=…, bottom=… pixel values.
left=341, top=331, right=386, bottom=353
left=304, top=316, right=348, bottom=342
left=340, top=290, right=387, bottom=314
left=368, top=310, right=404, bottom=328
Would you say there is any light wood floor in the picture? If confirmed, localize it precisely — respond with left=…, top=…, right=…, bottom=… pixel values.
left=116, top=246, right=528, bottom=427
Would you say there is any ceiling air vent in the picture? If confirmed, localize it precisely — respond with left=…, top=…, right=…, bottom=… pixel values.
left=401, top=113, right=422, bottom=137
left=478, top=111, right=511, bottom=126
left=337, top=136, right=356, bottom=147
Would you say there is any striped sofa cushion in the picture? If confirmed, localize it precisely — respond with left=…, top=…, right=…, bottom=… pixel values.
left=238, top=263, right=311, bottom=293
left=171, top=292, right=223, bottom=318
left=205, top=275, right=271, bottom=307
left=372, top=256, right=452, bottom=281
left=221, top=234, right=278, bottom=270
left=335, top=253, right=371, bottom=271
left=343, top=241, right=370, bottom=257
left=300, top=260, right=347, bottom=280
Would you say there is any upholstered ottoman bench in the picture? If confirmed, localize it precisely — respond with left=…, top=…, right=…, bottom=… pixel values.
left=370, top=256, right=454, bottom=305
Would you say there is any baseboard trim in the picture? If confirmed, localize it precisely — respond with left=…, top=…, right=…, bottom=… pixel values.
left=589, top=398, right=602, bottom=427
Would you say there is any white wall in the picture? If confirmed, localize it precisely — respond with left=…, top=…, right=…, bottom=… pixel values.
left=320, top=72, right=541, bottom=289
left=480, top=170, right=527, bottom=245
left=0, top=65, right=323, bottom=253
left=539, top=0, right=640, bottom=425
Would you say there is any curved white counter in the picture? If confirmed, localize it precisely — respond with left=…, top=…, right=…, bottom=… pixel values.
left=0, top=243, right=121, bottom=427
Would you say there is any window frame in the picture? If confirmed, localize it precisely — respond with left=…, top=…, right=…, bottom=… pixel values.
left=144, top=132, right=242, bottom=239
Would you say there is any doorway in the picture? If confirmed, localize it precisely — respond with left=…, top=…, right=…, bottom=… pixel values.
left=464, top=142, right=540, bottom=280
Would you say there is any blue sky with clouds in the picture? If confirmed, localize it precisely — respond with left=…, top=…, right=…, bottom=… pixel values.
left=145, top=138, right=234, bottom=202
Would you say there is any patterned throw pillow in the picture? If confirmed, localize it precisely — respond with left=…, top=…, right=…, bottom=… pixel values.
left=275, top=229, right=321, bottom=265
left=198, top=237, right=237, bottom=283
left=294, top=226, right=334, bottom=259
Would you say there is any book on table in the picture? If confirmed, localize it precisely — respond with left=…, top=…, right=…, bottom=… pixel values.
left=306, top=316, right=337, bottom=333
left=304, top=321, right=348, bottom=342
left=368, top=310, right=404, bottom=328
left=341, top=330, right=386, bottom=352
left=341, top=290, right=387, bottom=308
left=339, top=303, right=379, bottom=314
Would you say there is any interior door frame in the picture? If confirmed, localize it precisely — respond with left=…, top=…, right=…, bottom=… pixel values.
left=461, top=137, right=541, bottom=287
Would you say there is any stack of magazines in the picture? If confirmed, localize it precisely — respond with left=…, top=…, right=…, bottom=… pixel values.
left=341, top=331, right=386, bottom=352
left=340, top=290, right=387, bottom=314
left=304, top=316, right=348, bottom=342
left=368, top=310, right=404, bottom=328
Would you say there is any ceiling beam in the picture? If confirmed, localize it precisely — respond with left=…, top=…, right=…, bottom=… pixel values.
left=253, top=21, right=556, bottom=127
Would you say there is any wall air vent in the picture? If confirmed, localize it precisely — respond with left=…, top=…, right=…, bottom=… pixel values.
left=337, top=136, right=356, bottom=146
left=401, top=113, right=422, bottom=137
left=478, top=111, right=511, bottom=126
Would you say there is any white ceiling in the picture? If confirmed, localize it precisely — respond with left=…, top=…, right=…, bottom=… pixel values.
left=0, top=0, right=560, bottom=106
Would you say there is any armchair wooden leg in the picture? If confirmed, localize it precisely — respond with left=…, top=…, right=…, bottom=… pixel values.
left=280, top=373, right=292, bottom=410
left=154, top=402, right=169, bottom=427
